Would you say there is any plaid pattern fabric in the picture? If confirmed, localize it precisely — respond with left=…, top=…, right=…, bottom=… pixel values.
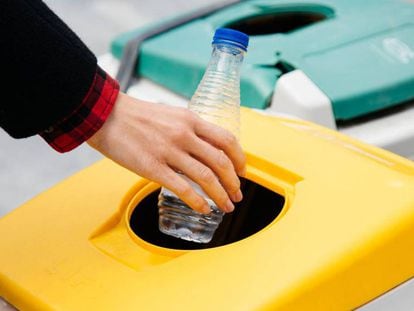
left=41, top=67, right=119, bottom=153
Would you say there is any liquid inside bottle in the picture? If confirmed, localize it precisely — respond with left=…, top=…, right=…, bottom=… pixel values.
left=158, top=28, right=248, bottom=243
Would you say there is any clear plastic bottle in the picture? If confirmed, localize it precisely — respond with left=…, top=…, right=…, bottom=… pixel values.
left=158, top=28, right=249, bottom=243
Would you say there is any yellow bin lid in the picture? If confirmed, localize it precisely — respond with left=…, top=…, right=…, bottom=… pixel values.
left=1, top=109, right=414, bottom=310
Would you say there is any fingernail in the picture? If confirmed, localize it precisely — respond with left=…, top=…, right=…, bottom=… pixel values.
left=225, top=200, right=235, bottom=213
left=233, top=189, right=243, bottom=202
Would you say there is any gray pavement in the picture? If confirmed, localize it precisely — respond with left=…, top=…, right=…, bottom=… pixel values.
left=0, top=0, right=216, bottom=216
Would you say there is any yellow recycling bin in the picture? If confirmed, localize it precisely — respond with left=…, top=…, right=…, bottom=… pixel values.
left=1, top=109, right=414, bottom=310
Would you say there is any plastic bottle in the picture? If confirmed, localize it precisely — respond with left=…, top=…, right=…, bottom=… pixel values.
left=158, top=28, right=249, bottom=243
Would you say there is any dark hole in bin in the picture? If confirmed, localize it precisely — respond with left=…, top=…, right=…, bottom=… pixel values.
left=130, top=178, right=285, bottom=250
left=226, top=11, right=327, bottom=36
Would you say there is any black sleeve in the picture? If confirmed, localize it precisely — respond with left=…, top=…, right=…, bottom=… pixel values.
left=0, top=0, right=97, bottom=138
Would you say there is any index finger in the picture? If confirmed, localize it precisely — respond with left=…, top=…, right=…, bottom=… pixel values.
left=195, top=120, right=246, bottom=176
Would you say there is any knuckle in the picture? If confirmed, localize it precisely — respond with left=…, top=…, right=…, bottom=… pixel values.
left=176, top=183, right=194, bottom=198
left=179, top=108, right=196, bottom=122
left=191, top=195, right=207, bottom=212
left=216, top=191, right=230, bottom=207
left=240, top=152, right=246, bottom=165
left=223, top=132, right=237, bottom=146
left=171, top=127, right=188, bottom=142
left=227, top=178, right=240, bottom=193
left=199, top=167, right=216, bottom=183
left=186, top=110, right=198, bottom=122
left=136, top=155, right=160, bottom=176
left=217, top=151, right=231, bottom=169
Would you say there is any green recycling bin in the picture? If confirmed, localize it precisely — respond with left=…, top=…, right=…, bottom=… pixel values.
left=108, top=0, right=414, bottom=158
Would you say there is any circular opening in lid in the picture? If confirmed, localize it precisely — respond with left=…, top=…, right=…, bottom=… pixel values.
left=225, top=11, right=328, bottom=36
left=129, top=178, right=285, bottom=250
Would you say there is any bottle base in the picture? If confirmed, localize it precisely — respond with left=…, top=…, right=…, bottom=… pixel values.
left=158, top=224, right=213, bottom=243
left=158, top=190, right=224, bottom=244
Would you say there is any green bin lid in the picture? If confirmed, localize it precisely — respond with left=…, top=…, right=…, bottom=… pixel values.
left=111, top=0, right=414, bottom=121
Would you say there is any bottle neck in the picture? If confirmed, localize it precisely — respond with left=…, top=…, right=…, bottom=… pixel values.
left=207, top=43, right=245, bottom=76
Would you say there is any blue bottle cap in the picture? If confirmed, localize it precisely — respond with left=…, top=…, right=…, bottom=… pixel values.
left=212, top=28, right=249, bottom=51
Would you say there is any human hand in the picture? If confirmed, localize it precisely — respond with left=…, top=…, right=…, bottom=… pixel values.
left=87, top=92, right=245, bottom=214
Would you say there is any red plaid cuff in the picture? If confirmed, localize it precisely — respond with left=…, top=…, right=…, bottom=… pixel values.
left=40, top=67, right=119, bottom=153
